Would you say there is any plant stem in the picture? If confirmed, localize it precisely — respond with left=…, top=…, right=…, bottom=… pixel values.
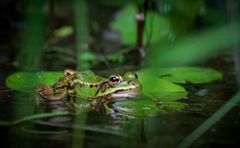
left=74, top=0, right=89, bottom=70
left=177, top=92, right=240, bottom=148
left=136, top=0, right=149, bottom=57
left=227, top=0, right=240, bottom=89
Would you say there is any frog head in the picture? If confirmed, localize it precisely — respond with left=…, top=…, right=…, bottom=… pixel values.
left=95, top=72, right=142, bottom=98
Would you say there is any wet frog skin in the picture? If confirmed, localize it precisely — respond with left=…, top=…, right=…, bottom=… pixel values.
left=36, top=69, right=142, bottom=101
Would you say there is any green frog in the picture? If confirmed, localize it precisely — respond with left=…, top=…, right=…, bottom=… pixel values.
left=36, top=69, right=142, bottom=114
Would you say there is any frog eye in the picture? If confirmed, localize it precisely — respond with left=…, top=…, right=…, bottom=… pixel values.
left=108, top=75, right=122, bottom=86
left=110, top=76, right=119, bottom=82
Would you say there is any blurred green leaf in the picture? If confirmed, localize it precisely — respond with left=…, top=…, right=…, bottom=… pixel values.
left=111, top=4, right=171, bottom=45
left=79, top=52, right=97, bottom=62
left=111, top=4, right=136, bottom=45
left=99, top=0, right=144, bottom=6
left=78, top=52, right=99, bottom=69
left=144, top=11, right=171, bottom=44
left=149, top=24, right=240, bottom=66
left=107, top=54, right=123, bottom=63
left=54, top=26, right=73, bottom=38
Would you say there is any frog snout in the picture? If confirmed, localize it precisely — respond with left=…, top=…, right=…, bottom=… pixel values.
left=127, top=80, right=135, bottom=85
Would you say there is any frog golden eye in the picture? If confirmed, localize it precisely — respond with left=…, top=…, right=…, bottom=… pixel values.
left=110, top=76, right=119, bottom=82
left=108, top=75, right=122, bottom=87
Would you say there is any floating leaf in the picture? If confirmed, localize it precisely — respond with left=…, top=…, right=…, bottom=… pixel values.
left=6, top=72, right=63, bottom=93
left=139, top=67, right=222, bottom=85
left=137, top=71, right=187, bottom=101
left=158, top=67, right=223, bottom=84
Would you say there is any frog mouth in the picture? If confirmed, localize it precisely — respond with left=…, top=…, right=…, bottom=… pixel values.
left=110, top=87, right=141, bottom=98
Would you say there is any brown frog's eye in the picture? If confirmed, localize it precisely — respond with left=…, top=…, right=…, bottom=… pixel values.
left=108, top=75, right=122, bottom=87
left=110, top=76, right=119, bottom=82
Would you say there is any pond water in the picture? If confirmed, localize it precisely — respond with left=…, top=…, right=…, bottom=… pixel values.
left=0, top=68, right=239, bottom=148
left=0, top=1, right=239, bottom=147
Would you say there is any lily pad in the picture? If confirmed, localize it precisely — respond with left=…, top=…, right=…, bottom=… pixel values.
left=6, top=70, right=188, bottom=101
left=6, top=72, right=64, bottom=93
left=139, top=67, right=222, bottom=84
left=137, top=71, right=187, bottom=101
left=158, top=67, right=223, bottom=84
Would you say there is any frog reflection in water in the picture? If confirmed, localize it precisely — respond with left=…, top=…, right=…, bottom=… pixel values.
left=36, top=69, right=142, bottom=114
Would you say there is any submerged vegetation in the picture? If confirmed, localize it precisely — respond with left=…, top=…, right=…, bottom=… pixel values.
left=0, top=0, right=240, bottom=147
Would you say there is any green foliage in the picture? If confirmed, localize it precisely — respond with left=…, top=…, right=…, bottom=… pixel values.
left=111, top=4, right=136, bottom=45
left=144, top=11, right=171, bottom=44
left=149, top=24, right=240, bottom=66
left=158, top=67, right=223, bottom=84
left=6, top=67, right=222, bottom=100
left=160, top=0, right=204, bottom=35
left=138, top=74, right=187, bottom=101
left=6, top=72, right=63, bottom=93
left=16, top=0, right=46, bottom=71
left=78, top=52, right=98, bottom=70
left=99, top=0, right=144, bottom=6
left=137, top=67, right=222, bottom=100
left=79, top=52, right=98, bottom=63
left=111, top=4, right=171, bottom=45
left=5, top=67, right=222, bottom=116
left=106, top=54, right=123, bottom=63
left=54, top=26, right=73, bottom=38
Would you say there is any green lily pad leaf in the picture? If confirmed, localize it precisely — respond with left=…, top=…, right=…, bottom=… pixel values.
left=158, top=67, right=223, bottom=84
left=6, top=71, right=106, bottom=96
left=111, top=4, right=171, bottom=45
left=137, top=71, right=187, bottom=101
left=6, top=72, right=64, bottom=93
left=54, top=26, right=73, bottom=38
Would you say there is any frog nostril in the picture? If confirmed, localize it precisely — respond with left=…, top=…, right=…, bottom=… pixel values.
left=128, top=80, right=135, bottom=85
